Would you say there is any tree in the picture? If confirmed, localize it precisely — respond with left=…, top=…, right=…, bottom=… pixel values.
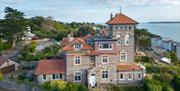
left=2, top=7, right=28, bottom=47
left=0, top=73, right=3, bottom=81
left=75, top=26, right=96, bottom=37
left=169, top=51, right=179, bottom=65
left=173, top=75, right=180, bottom=91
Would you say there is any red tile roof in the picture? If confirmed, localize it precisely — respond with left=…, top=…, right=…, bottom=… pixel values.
left=62, top=38, right=93, bottom=51
left=117, top=63, right=142, bottom=71
left=35, top=59, right=65, bottom=75
left=106, top=13, right=138, bottom=25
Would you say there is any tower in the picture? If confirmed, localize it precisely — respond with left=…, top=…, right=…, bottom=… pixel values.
left=106, top=12, right=138, bottom=62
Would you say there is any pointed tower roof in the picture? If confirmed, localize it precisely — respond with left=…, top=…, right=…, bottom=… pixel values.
left=106, top=13, right=138, bottom=25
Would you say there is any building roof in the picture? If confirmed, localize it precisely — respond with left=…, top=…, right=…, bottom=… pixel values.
left=0, top=56, right=7, bottom=67
left=117, top=63, right=142, bottom=71
left=35, top=59, right=65, bottom=75
left=106, top=13, right=138, bottom=25
left=62, top=38, right=93, bottom=51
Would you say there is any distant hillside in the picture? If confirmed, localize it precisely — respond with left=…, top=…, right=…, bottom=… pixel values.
left=29, top=16, right=105, bottom=40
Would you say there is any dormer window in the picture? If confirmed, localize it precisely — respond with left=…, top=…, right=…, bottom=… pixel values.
left=74, top=44, right=82, bottom=50
left=99, top=43, right=113, bottom=50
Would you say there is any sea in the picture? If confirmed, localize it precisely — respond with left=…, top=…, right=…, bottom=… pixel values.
left=137, top=23, right=180, bottom=42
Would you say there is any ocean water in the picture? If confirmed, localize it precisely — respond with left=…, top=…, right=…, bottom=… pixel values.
left=137, top=23, right=180, bottom=42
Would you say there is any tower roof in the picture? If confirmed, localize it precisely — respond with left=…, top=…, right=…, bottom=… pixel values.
left=106, top=13, right=138, bottom=25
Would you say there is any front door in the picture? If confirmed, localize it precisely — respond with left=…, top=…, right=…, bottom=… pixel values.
left=89, top=73, right=97, bottom=87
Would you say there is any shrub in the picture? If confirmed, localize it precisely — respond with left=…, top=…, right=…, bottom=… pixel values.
left=141, top=56, right=151, bottom=62
left=173, top=75, right=180, bottom=91
left=0, top=73, right=3, bottom=81
left=41, top=81, right=88, bottom=91
left=162, top=86, right=173, bottom=91
left=107, top=84, right=145, bottom=91
left=144, top=78, right=163, bottom=91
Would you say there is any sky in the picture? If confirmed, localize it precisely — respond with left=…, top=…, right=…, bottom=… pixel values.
left=0, top=0, right=180, bottom=23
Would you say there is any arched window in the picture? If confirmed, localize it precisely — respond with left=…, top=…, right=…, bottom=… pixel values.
left=116, top=34, right=121, bottom=46
left=125, top=34, right=130, bottom=46
left=120, top=50, right=127, bottom=62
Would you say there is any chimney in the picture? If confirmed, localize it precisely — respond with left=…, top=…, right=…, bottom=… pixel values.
left=68, top=34, right=74, bottom=42
left=110, top=12, right=113, bottom=20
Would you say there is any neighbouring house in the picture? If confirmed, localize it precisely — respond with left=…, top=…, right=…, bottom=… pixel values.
left=35, top=38, right=58, bottom=52
left=35, top=59, right=65, bottom=84
left=151, top=37, right=175, bottom=51
left=174, top=42, right=180, bottom=61
left=0, top=56, right=19, bottom=74
left=22, top=26, right=36, bottom=44
left=153, top=56, right=171, bottom=64
left=160, top=57, right=171, bottom=64
left=151, top=37, right=180, bottom=61
left=35, top=12, right=146, bottom=86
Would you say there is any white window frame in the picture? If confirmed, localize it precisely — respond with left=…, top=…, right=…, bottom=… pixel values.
left=101, top=55, right=109, bottom=64
left=74, top=44, right=82, bottom=48
left=127, top=72, right=133, bottom=80
left=52, top=74, right=63, bottom=80
left=119, top=73, right=124, bottom=80
left=74, top=56, right=81, bottom=65
left=102, top=70, right=109, bottom=79
left=137, top=73, right=141, bottom=80
left=89, top=56, right=95, bottom=64
left=42, top=75, right=46, bottom=81
left=120, top=50, right=127, bottom=62
left=74, top=71, right=81, bottom=82
left=125, top=34, right=130, bottom=46
left=99, top=43, right=113, bottom=50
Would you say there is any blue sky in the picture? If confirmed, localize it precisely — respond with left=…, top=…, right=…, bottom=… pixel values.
left=0, top=0, right=180, bottom=23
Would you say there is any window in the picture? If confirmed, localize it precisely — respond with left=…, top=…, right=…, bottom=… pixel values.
left=74, top=56, right=81, bottom=65
left=116, top=26, right=118, bottom=30
left=119, top=73, right=124, bottom=80
left=138, top=73, right=141, bottom=80
left=52, top=74, right=63, bottom=80
left=129, top=26, right=132, bottom=30
left=120, top=26, right=123, bottom=30
left=125, top=34, right=130, bottom=45
left=117, top=39, right=122, bottom=46
left=128, top=73, right=132, bottom=80
left=124, top=26, right=127, bottom=30
left=89, top=56, right=95, bottom=64
left=120, top=51, right=126, bottom=61
left=74, top=44, right=81, bottom=50
left=74, top=71, right=81, bottom=82
left=102, top=55, right=108, bottom=64
left=42, top=75, right=46, bottom=80
left=102, top=70, right=108, bottom=79
left=99, top=43, right=113, bottom=50
left=116, top=34, right=121, bottom=46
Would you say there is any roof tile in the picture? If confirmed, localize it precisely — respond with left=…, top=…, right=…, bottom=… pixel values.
left=35, top=59, right=65, bottom=75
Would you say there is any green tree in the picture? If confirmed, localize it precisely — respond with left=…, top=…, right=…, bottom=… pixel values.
left=0, top=39, right=3, bottom=52
left=1, top=7, right=28, bottom=47
left=169, top=51, right=179, bottom=65
left=75, top=26, right=96, bottom=37
left=173, top=75, right=180, bottom=91
left=0, top=73, right=3, bottom=81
